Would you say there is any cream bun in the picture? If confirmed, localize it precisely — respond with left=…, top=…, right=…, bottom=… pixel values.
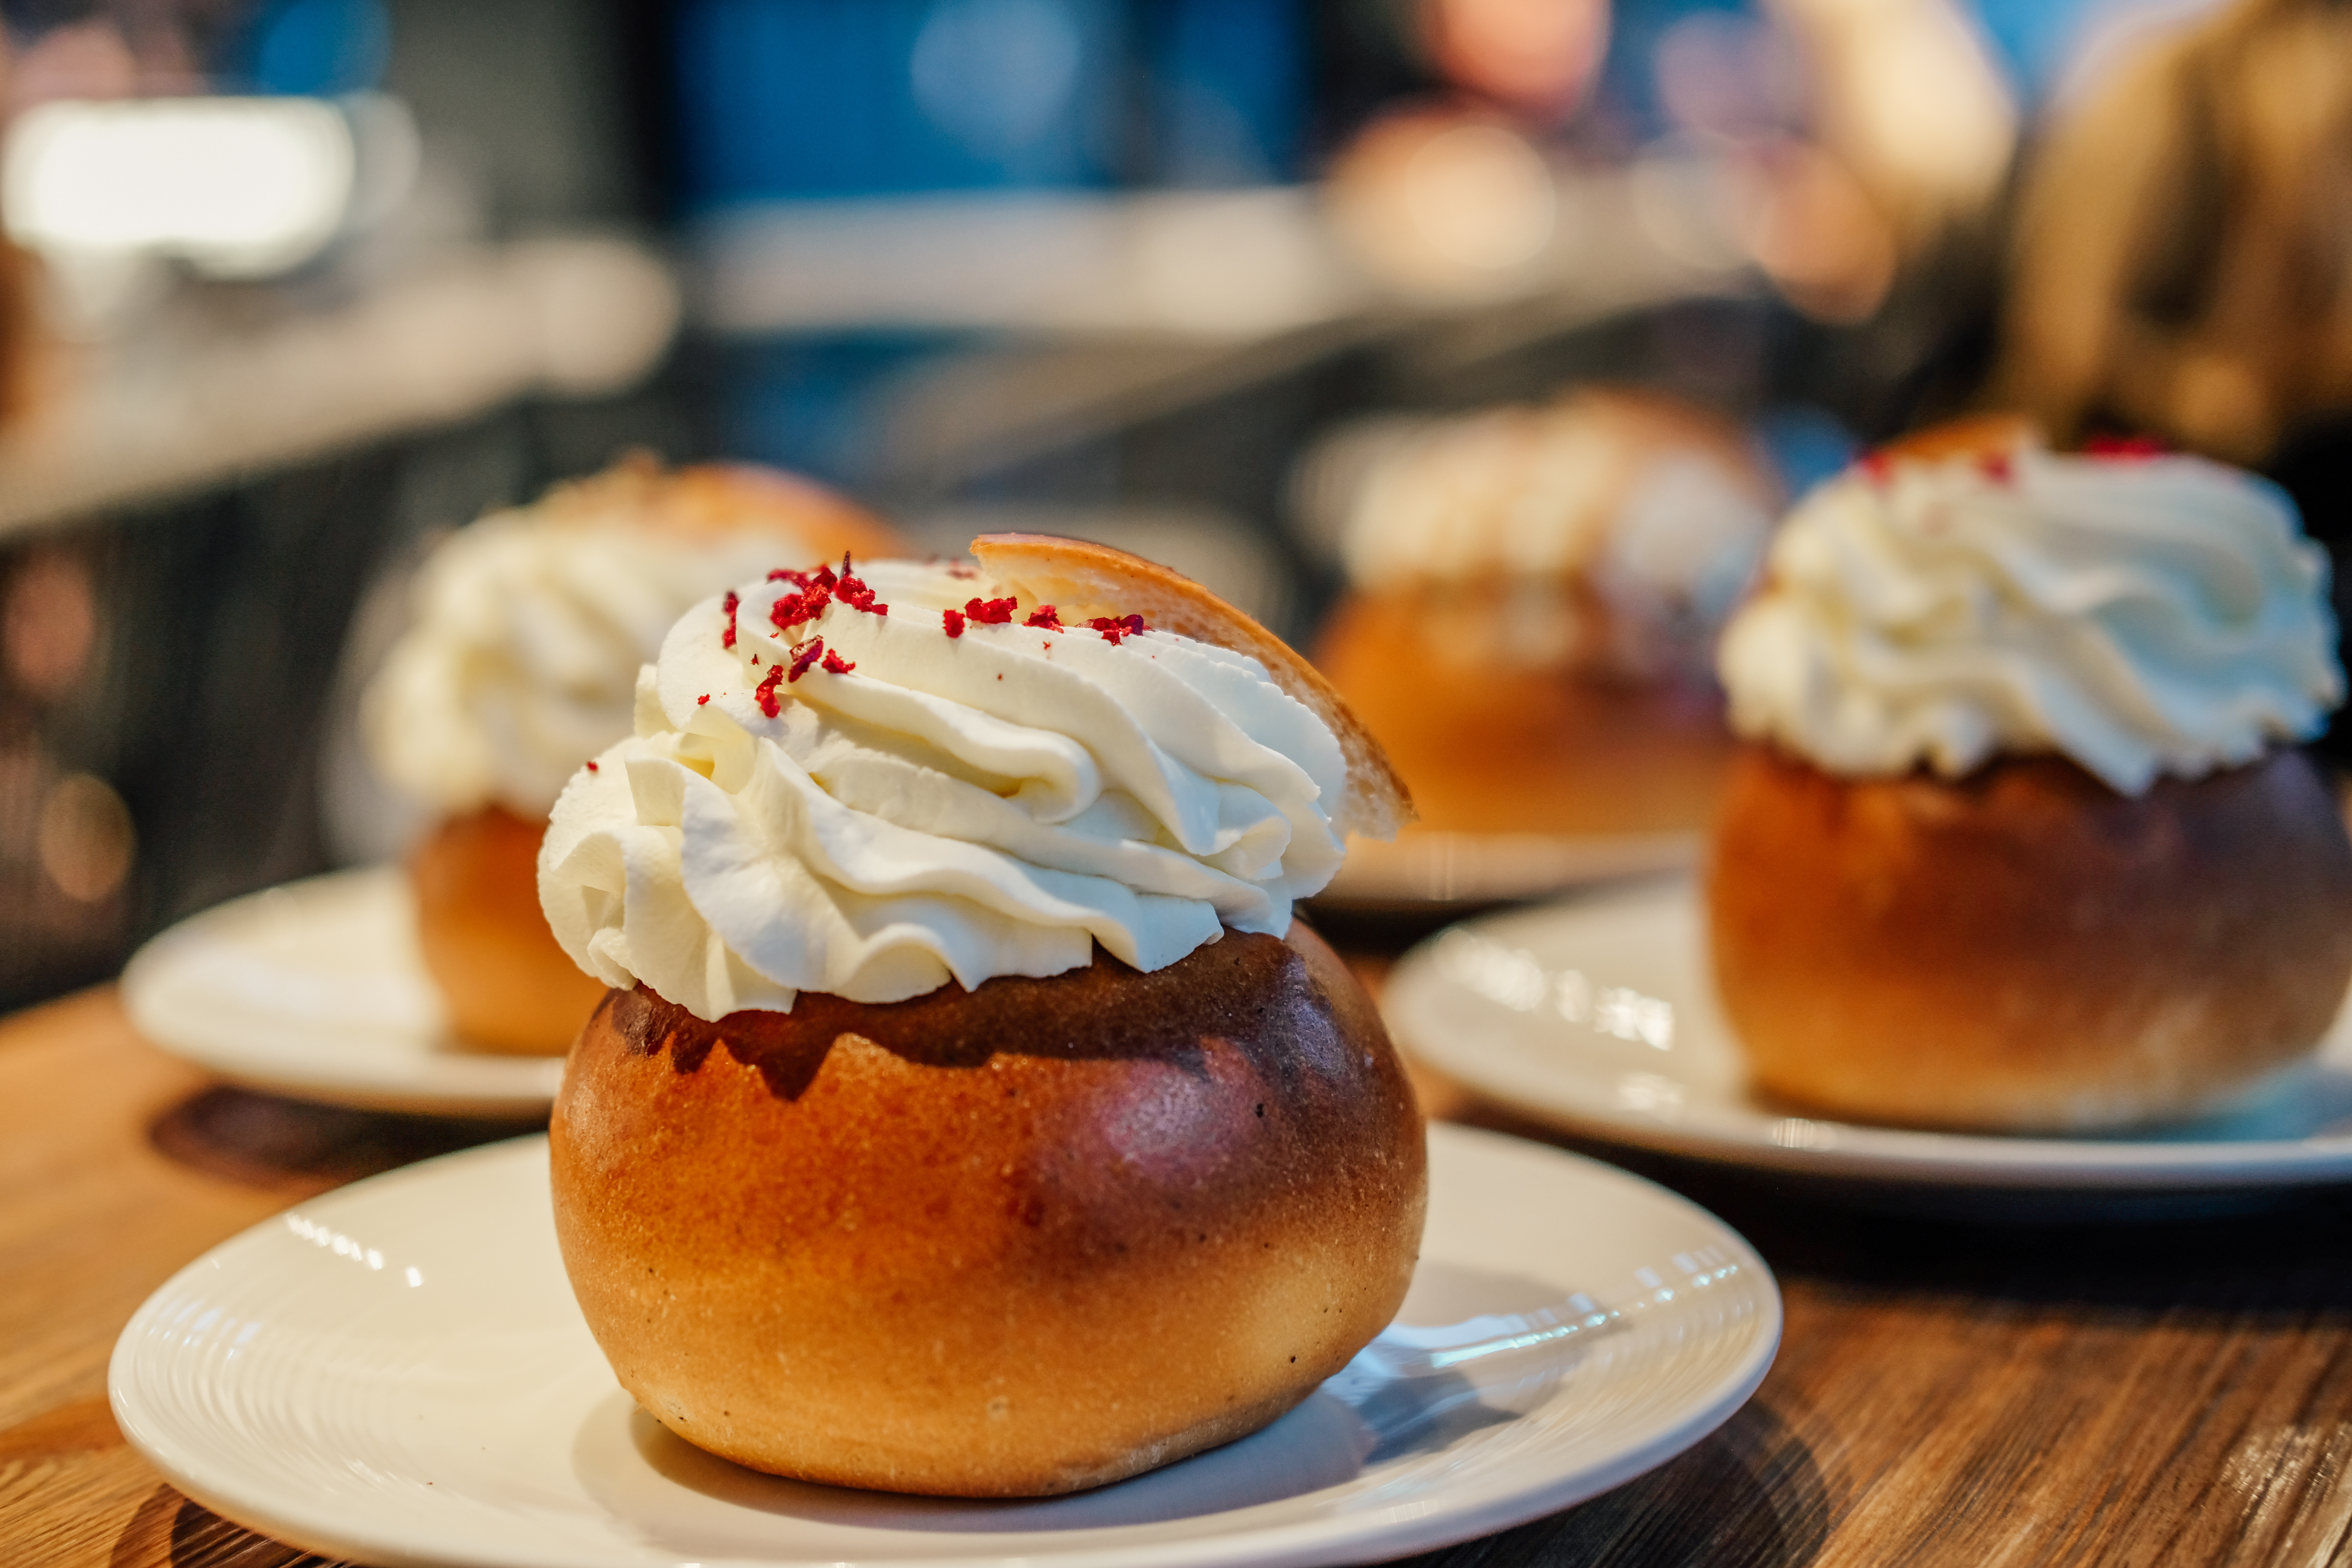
left=1310, top=388, right=1779, bottom=836
left=363, top=457, right=899, bottom=1054
left=541, top=538, right=1425, bottom=1494
left=1709, top=424, right=2352, bottom=1131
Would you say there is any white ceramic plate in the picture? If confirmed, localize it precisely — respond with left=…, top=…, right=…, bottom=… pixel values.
left=1318, top=831, right=1699, bottom=909
left=109, top=1125, right=1779, bottom=1568
left=1386, top=876, right=2352, bottom=1191
left=121, top=867, right=564, bottom=1117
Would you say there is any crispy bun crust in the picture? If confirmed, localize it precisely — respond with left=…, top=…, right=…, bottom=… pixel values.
left=410, top=805, right=607, bottom=1055
left=1709, top=746, right=2352, bottom=1131
left=545, top=455, right=904, bottom=562
left=1307, top=390, right=1774, bottom=836
left=971, top=533, right=1414, bottom=841
left=550, top=922, right=1426, bottom=1497
left=1315, top=586, right=1739, bottom=835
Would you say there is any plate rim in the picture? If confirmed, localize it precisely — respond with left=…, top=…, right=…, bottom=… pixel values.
left=108, top=1124, right=1781, bottom=1568
left=1387, top=876, right=2352, bottom=1192
left=120, top=866, right=566, bottom=1117
left=1317, top=829, right=1701, bottom=908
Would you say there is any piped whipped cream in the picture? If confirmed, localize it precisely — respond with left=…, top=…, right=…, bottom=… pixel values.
left=537, top=558, right=1350, bottom=1019
left=1335, top=394, right=1774, bottom=628
left=1719, top=444, right=2343, bottom=793
left=364, top=509, right=795, bottom=818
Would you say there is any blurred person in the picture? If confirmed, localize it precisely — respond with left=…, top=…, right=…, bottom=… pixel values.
left=1993, top=0, right=2352, bottom=465
left=1424, top=0, right=1611, bottom=123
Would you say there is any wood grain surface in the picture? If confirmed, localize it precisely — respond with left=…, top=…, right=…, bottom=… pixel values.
left=7, top=983, right=2352, bottom=1567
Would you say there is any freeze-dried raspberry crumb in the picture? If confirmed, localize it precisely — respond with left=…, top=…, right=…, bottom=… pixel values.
left=771, top=582, right=831, bottom=632
left=720, top=590, right=740, bottom=648
left=697, top=694, right=710, bottom=705
left=943, top=609, right=965, bottom=638
left=1087, top=613, right=1147, bottom=645
left=755, top=663, right=788, bottom=717
left=787, top=636, right=826, bottom=683
left=965, top=596, right=1016, bottom=625
left=585, top=760, right=599, bottom=773
left=2085, top=433, right=2166, bottom=460
left=821, top=649, right=855, bottom=675
left=1024, top=604, right=1062, bottom=630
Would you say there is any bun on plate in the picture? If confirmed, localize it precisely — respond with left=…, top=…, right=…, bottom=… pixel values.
left=1707, top=421, right=2352, bottom=1131
left=541, top=538, right=1425, bottom=1493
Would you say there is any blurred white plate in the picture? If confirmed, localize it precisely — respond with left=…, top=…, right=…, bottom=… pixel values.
left=121, top=867, right=564, bottom=1118
left=109, top=1125, right=1779, bottom=1568
left=1386, top=877, right=2352, bottom=1190
left=1319, top=831, right=1699, bottom=909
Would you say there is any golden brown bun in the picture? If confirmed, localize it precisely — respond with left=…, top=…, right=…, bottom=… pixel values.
left=1306, top=390, right=1775, bottom=837
left=971, top=533, right=1414, bottom=841
left=410, top=806, right=608, bottom=1055
left=1709, top=746, right=2352, bottom=1131
left=1315, top=586, right=1739, bottom=835
left=550, top=922, right=1427, bottom=1496
left=544, top=454, right=904, bottom=562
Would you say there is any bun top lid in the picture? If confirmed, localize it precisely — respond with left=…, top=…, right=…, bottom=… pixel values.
left=363, top=459, right=895, bottom=819
left=538, top=539, right=1410, bottom=1022
left=1717, top=423, right=2344, bottom=794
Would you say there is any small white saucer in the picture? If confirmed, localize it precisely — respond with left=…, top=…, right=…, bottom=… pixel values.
left=1385, top=877, right=2352, bottom=1191
left=1319, top=830, right=1699, bottom=909
left=109, top=1125, right=1779, bottom=1568
left=121, top=867, right=564, bottom=1117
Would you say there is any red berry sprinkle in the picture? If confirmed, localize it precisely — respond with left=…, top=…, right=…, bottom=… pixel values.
left=787, top=636, right=826, bottom=683
left=834, top=552, right=889, bottom=616
left=965, top=596, right=1017, bottom=625
left=585, top=760, right=599, bottom=773
left=821, top=649, right=855, bottom=675
left=720, top=590, right=740, bottom=649
left=1087, top=613, right=1147, bottom=645
left=1978, top=452, right=2014, bottom=483
left=1024, top=604, right=1062, bottom=630
left=1857, top=452, right=1893, bottom=483
left=2085, top=433, right=2167, bottom=460
left=754, top=662, right=788, bottom=717
left=697, top=694, right=710, bottom=705
left=771, top=579, right=832, bottom=633
left=943, top=608, right=966, bottom=638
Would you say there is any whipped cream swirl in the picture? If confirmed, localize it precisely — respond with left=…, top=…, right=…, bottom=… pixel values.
left=1333, top=395, right=1773, bottom=627
left=1719, top=445, right=2343, bottom=793
left=537, top=559, right=1350, bottom=1019
left=364, top=510, right=795, bottom=817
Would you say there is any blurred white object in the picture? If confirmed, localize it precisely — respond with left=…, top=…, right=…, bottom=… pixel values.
left=5, top=96, right=386, bottom=279
left=0, top=237, right=680, bottom=536
left=1327, top=116, right=1561, bottom=298
left=698, top=187, right=1365, bottom=340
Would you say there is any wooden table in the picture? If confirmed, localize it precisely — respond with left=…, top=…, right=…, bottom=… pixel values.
left=8, top=983, right=2352, bottom=1566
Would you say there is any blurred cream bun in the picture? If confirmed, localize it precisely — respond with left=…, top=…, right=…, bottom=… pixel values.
left=1310, top=387, right=1779, bottom=837
left=1710, top=421, right=2352, bottom=1131
left=540, top=537, right=1425, bottom=1495
left=362, top=457, right=899, bottom=1054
